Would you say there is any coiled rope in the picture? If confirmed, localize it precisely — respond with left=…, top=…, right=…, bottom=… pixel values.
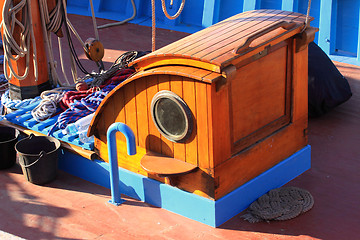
left=1, top=0, right=38, bottom=81
left=161, top=0, right=185, bottom=20
left=31, top=86, right=75, bottom=121
left=242, top=187, right=314, bottom=223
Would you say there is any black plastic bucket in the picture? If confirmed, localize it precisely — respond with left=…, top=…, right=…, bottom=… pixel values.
left=0, top=126, right=19, bottom=169
left=15, top=134, right=61, bottom=185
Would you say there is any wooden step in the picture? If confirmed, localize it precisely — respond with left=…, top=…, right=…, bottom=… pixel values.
left=141, top=153, right=197, bottom=177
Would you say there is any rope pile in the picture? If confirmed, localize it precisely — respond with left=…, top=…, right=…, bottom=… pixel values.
left=31, top=87, right=75, bottom=121
left=89, top=51, right=139, bottom=87
left=242, top=187, right=314, bottom=223
left=48, top=68, right=134, bottom=135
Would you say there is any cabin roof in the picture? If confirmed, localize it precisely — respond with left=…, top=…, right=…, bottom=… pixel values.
left=130, top=9, right=313, bottom=73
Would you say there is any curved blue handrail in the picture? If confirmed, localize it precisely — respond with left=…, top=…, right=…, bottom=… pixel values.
left=106, top=122, right=136, bottom=205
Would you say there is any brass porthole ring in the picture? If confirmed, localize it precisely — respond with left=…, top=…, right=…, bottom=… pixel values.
left=151, top=90, right=193, bottom=142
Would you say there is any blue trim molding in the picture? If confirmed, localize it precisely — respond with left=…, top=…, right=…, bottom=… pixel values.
left=59, top=145, right=311, bottom=227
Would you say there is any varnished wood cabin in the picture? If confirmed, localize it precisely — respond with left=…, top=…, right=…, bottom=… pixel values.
left=88, top=9, right=317, bottom=200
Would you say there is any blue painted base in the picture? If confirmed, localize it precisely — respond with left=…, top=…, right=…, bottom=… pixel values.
left=59, top=145, right=311, bottom=227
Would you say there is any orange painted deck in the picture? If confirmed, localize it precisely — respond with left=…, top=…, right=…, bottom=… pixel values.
left=0, top=14, right=359, bottom=239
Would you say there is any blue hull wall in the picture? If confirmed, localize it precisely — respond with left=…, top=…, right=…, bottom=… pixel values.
left=67, top=0, right=360, bottom=65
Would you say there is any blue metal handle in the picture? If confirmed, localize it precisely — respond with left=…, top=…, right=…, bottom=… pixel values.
left=107, top=122, right=136, bottom=205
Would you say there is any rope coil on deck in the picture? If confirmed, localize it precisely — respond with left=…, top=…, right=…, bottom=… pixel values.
left=241, top=187, right=314, bottom=223
left=31, top=87, right=75, bottom=122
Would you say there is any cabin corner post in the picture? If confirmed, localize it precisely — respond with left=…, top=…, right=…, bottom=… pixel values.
left=107, top=122, right=136, bottom=206
left=292, top=37, right=310, bottom=123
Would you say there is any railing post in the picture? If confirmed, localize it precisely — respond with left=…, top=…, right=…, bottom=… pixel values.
left=318, top=0, right=333, bottom=55
left=281, top=0, right=295, bottom=11
left=202, top=0, right=220, bottom=27
left=243, top=0, right=257, bottom=12
left=106, top=122, right=136, bottom=205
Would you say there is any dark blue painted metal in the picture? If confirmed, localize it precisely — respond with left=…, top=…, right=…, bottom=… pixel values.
left=106, top=122, right=136, bottom=206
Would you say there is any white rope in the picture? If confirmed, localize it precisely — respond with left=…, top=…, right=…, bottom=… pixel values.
left=161, top=0, right=185, bottom=20
left=66, top=19, right=87, bottom=52
left=97, top=0, right=137, bottom=29
left=38, top=0, right=67, bottom=86
left=31, top=86, right=75, bottom=122
left=302, top=0, right=312, bottom=32
left=1, top=0, right=38, bottom=81
left=57, top=37, right=72, bottom=85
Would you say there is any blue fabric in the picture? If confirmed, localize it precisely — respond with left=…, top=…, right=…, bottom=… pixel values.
left=48, top=68, right=134, bottom=136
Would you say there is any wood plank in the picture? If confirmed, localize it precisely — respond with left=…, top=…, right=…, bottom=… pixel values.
left=138, top=65, right=222, bottom=82
left=132, top=57, right=221, bottom=74
left=124, top=81, right=138, bottom=146
left=175, top=9, right=279, bottom=56
left=113, top=88, right=126, bottom=143
left=210, top=81, right=232, bottom=167
left=230, top=45, right=287, bottom=144
left=292, top=40, right=309, bottom=122
left=211, top=14, right=307, bottom=66
left=157, top=10, right=268, bottom=55
left=206, top=84, right=215, bottom=172
left=193, top=11, right=299, bottom=60
left=195, top=81, right=211, bottom=171
left=141, top=153, right=197, bottom=176
left=95, top=110, right=107, bottom=143
left=170, top=75, right=186, bottom=161
left=135, top=78, right=150, bottom=149
left=102, top=94, right=117, bottom=144
left=157, top=75, right=174, bottom=157
left=182, top=78, right=198, bottom=166
left=214, top=120, right=308, bottom=200
left=146, top=75, right=162, bottom=153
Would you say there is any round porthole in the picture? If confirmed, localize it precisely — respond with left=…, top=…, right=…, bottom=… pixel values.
left=151, top=90, right=193, bottom=142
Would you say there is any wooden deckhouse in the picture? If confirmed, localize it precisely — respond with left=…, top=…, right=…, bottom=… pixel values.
left=88, top=10, right=317, bottom=200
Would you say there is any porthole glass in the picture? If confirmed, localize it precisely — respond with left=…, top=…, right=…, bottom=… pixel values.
left=151, top=91, right=193, bottom=142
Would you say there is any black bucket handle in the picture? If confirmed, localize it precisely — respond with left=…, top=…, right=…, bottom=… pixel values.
left=28, top=133, right=35, bottom=140
left=18, top=150, right=47, bottom=168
